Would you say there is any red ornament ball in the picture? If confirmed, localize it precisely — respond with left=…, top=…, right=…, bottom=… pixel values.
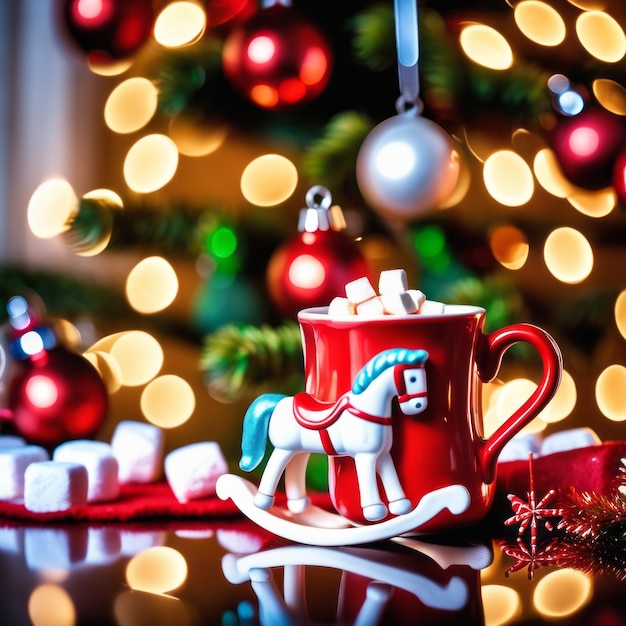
left=550, top=106, right=626, bottom=190
left=222, top=4, right=332, bottom=109
left=62, top=0, right=154, bottom=62
left=8, top=347, right=108, bottom=447
left=202, top=0, right=256, bottom=27
left=267, top=229, right=372, bottom=319
left=613, top=148, right=626, bottom=205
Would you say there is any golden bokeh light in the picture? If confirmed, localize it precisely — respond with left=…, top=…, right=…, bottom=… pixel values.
left=575, top=11, right=626, bottom=63
left=538, top=369, right=576, bottom=423
left=114, top=590, right=194, bottom=626
left=483, top=150, right=534, bottom=206
left=566, top=186, right=616, bottom=218
left=567, top=0, right=607, bottom=9
left=489, top=225, right=529, bottom=270
left=126, top=256, right=179, bottom=314
left=496, top=378, right=547, bottom=434
left=593, top=78, right=626, bottom=115
left=595, top=364, right=626, bottom=421
left=126, top=546, right=188, bottom=594
left=482, top=584, right=521, bottom=626
left=459, top=24, right=514, bottom=70
left=140, top=375, right=196, bottom=428
left=27, top=178, right=77, bottom=239
left=169, top=116, right=228, bottom=157
left=483, top=406, right=501, bottom=439
left=28, top=584, right=76, bottom=626
left=83, top=350, right=123, bottom=394
left=86, top=331, right=128, bottom=354
left=104, top=77, right=159, bottom=134
left=87, top=57, right=133, bottom=76
left=614, top=290, right=626, bottom=340
left=240, top=154, right=298, bottom=206
left=533, top=569, right=592, bottom=618
left=109, top=331, right=164, bottom=387
left=543, top=227, right=593, bottom=284
left=533, top=148, right=573, bottom=198
left=154, top=1, right=206, bottom=48
left=514, top=1, right=566, bottom=46
left=123, top=134, right=179, bottom=193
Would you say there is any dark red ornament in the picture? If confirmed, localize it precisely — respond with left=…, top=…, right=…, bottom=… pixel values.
left=8, top=348, right=109, bottom=448
left=550, top=106, right=626, bottom=190
left=222, top=3, right=332, bottom=109
left=202, top=0, right=256, bottom=27
left=266, top=186, right=373, bottom=318
left=613, top=148, right=626, bottom=205
left=61, top=0, right=154, bottom=62
left=2, top=295, right=108, bottom=448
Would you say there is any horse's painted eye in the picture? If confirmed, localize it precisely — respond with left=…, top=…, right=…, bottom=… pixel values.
left=409, top=376, right=417, bottom=383
left=415, top=402, right=422, bottom=408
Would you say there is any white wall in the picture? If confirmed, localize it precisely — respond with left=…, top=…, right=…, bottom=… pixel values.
left=0, top=0, right=104, bottom=266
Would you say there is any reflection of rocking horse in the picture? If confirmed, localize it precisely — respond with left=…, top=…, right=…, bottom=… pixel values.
left=239, top=348, right=429, bottom=522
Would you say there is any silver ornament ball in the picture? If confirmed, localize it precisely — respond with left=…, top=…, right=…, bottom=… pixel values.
left=356, top=112, right=460, bottom=219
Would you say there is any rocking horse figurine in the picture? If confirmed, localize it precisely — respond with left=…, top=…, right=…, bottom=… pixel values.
left=239, top=347, right=429, bottom=522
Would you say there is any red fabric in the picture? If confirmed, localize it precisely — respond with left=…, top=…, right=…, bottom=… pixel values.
left=496, top=440, right=626, bottom=502
left=0, top=481, right=240, bottom=523
left=0, top=480, right=335, bottom=524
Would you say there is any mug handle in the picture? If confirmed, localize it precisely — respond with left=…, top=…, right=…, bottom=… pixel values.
left=476, top=323, right=563, bottom=483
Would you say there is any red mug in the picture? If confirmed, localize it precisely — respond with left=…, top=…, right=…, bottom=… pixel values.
left=297, top=305, right=562, bottom=533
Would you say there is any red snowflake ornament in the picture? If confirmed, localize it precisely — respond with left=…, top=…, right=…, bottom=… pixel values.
left=501, top=453, right=566, bottom=579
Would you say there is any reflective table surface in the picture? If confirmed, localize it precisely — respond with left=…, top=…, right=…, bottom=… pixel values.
left=1, top=518, right=625, bottom=626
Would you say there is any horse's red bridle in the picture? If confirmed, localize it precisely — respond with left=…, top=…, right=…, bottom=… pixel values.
left=393, top=363, right=428, bottom=405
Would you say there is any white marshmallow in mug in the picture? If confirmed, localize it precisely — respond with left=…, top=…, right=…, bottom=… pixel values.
left=378, top=269, right=409, bottom=295
left=23, top=461, right=88, bottom=513
left=344, top=276, right=377, bottom=305
left=328, top=297, right=356, bottom=317
left=355, top=295, right=386, bottom=317
left=111, top=420, right=164, bottom=484
left=53, top=440, right=120, bottom=503
left=165, top=441, right=228, bottom=503
left=380, top=291, right=419, bottom=315
left=0, top=445, right=49, bottom=501
left=419, top=300, right=446, bottom=315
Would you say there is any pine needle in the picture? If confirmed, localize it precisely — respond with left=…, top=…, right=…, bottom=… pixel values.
left=200, top=322, right=304, bottom=402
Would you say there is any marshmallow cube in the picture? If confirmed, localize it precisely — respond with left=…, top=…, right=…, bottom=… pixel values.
left=499, top=433, right=543, bottom=463
left=407, top=289, right=426, bottom=310
left=0, top=445, right=49, bottom=500
left=111, top=420, right=164, bottom=484
left=165, top=441, right=228, bottom=503
left=419, top=300, right=446, bottom=315
left=540, top=427, right=601, bottom=457
left=24, top=461, right=88, bottom=513
left=378, top=269, right=409, bottom=295
left=53, top=440, right=119, bottom=502
left=345, top=277, right=377, bottom=305
left=328, top=297, right=356, bottom=317
left=355, top=296, right=386, bottom=317
left=380, top=291, right=419, bottom=315
left=0, top=435, right=26, bottom=448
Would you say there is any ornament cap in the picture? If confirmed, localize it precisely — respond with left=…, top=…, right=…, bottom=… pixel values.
left=297, top=185, right=346, bottom=232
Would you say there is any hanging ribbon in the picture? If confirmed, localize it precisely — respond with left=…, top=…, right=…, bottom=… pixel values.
left=394, top=0, right=422, bottom=112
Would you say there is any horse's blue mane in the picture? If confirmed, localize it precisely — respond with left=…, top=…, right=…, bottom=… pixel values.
left=352, top=348, right=428, bottom=394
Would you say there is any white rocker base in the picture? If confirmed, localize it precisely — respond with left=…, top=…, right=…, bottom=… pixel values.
left=216, top=474, right=471, bottom=547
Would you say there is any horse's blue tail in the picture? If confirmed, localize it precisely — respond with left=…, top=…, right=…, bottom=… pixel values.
left=240, top=393, right=286, bottom=472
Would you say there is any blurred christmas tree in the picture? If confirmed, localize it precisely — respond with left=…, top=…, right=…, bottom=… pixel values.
left=2, top=0, right=626, bottom=460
